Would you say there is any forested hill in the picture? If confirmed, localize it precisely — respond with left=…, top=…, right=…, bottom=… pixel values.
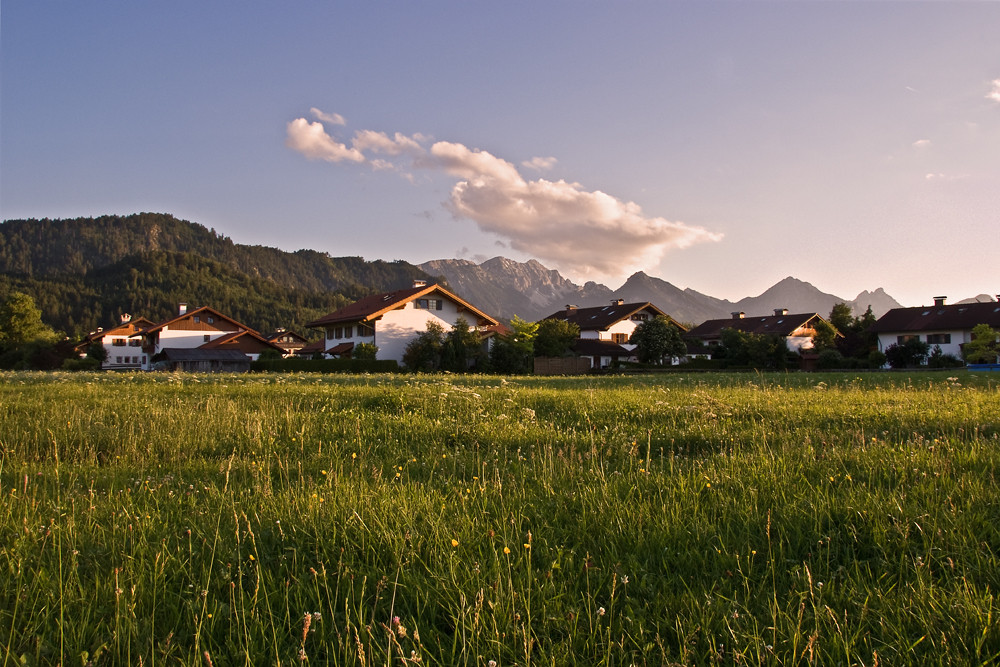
left=0, top=214, right=434, bottom=337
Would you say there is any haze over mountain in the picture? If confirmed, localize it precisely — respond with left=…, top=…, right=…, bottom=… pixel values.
left=421, top=258, right=904, bottom=324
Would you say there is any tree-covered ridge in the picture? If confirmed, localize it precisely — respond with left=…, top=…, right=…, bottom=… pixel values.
left=0, top=214, right=436, bottom=336
left=0, top=213, right=431, bottom=295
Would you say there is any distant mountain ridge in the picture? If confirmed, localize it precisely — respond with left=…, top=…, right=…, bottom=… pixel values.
left=0, top=213, right=434, bottom=336
left=0, top=213, right=908, bottom=336
left=420, top=257, right=904, bottom=324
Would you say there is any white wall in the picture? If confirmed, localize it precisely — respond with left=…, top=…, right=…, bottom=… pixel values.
left=103, top=335, right=145, bottom=369
left=877, top=331, right=967, bottom=360
left=375, top=300, right=467, bottom=364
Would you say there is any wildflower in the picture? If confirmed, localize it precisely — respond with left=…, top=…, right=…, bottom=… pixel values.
left=503, top=547, right=510, bottom=554
left=597, top=607, right=606, bottom=616
left=451, top=539, right=459, bottom=548
left=621, top=575, right=629, bottom=585
left=321, top=470, right=327, bottom=475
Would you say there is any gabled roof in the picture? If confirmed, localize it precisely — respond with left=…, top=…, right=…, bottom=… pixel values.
left=134, top=306, right=258, bottom=336
left=76, top=316, right=156, bottom=349
left=305, top=284, right=499, bottom=328
left=686, top=312, right=827, bottom=339
left=198, top=329, right=284, bottom=352
left=543, top=302, right=686, bottom=332
left=326, top=342, right=355, bottom=356
left=264, top=329, right=309, bottom=344
left=870, top=301, right=1000, bottom=334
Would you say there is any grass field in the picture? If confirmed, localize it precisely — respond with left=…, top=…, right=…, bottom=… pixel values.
left=1, top=370, right=998, bottom=666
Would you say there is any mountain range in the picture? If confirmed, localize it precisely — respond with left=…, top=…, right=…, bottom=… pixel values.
left=419, top=257, right=903, bottom=325
left=0, top=212, right=952, bottom=337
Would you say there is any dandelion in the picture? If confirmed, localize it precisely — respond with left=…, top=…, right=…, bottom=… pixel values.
left=451, top=539, right=459, bottom=548
left=503, top=546, right=511, bottom=554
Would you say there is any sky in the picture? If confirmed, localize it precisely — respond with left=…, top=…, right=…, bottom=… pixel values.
left=2, top=1, right=998, bottom=308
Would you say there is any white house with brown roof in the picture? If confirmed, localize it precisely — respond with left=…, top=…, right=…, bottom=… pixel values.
left=541, top=300, right=687, bottom=368
left=684, top=309, right=833, bottom=353
left=75, top=315, right=156, bottom=370
left=133, top=304, right=283, bottom=370
left=870, top=296, right=1000, bottom=362
left=305, top=281, right=500, bottom=365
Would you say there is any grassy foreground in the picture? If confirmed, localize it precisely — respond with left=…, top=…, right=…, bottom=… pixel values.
left=1, top=370, right=998, bottom=666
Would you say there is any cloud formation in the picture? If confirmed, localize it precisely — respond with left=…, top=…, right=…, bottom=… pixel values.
left=521, top=156, right=558, bottom=171
left=912, top=139, right=931, bottom=149
left=988, top=79, right=1000, bottom=104
left=285, top=112, right=723, bottom=278
left=310, top=108, right=346, bottom=125
left=286, top=118, right=365, bottom=163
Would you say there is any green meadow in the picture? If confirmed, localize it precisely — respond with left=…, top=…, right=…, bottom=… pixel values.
left=1, top=370, right=998, bottom=666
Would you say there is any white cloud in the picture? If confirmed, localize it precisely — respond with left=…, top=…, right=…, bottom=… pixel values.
left=310, top=108, right=346, bottom=125
left=285, top=119, right=365, bottom=163
left=521, top=156, right=557, bottom=171
left=428, top=142, right=722, bottom=278
left=351, top=130, right=424, bottom=156
left=988, top=79, right=1000, bottom=104
left=287, top=112, right=723, bottom=278
left=912, top=139, right=931, bottom=149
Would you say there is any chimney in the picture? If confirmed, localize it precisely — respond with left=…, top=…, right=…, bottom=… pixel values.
left=732, top=311, right=745, bottom=320
left=996, top=294, right=1000, bottom=303
left=412, top=279, right=427, bottom=289
left=178, top=303, right=188, bottom=316
left=120, top=313, right=132, bottom=324
left=774, top=308, right=788, bottom=316
left=565, top=304, right=577, bottom=311
left=933, top=296, right=946, bottom=307
left=612, top=299, right=625, bottom=306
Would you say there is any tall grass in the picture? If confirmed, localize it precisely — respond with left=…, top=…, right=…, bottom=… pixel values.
left=0, top=370, right=997, bottom=665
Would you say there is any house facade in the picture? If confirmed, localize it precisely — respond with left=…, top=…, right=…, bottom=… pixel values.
left=75, top=315, right=155, bottom=370
left=305, top=281, right=500, bottom=365
left=870, top=296, right=1000, bottom=361
left=264, top=328, right=310, bottom=356
left=542, top=300, right=687, bottom=368
left=133, top=304, right=283, bottom=370
left=685, top=309, right=832, bottom=353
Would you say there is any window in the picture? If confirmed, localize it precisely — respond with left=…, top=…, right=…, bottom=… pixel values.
left=115, top=356, right=122, bottom=364
left=416, top=299, right=428, bottom=309
left=612, top=333, right=629, bottom=344
left=926, top=333, right=951, bottom=345
left=129, top=339, right=141, bottom=347
left=334, top=327, right=343, bottom=339
left=204, top=334, right=211, bottom=342
left=345, top=326, right=353, bottom=338
left=112, top=338, right=127, bottom=346
left=207, top=317, right=214, bottom=324
left=631, top=314, right=648, bottom=322
left=897, top=335, right=918, bottom=344
left=194, top=316, right=200, bottom=323
left=358, top=323, right=374, bottom=337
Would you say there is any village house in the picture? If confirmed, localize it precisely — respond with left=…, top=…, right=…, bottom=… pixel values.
left=305, top=281, right=500, bottom=365
left=870, top=296, right=1000, bottom=362
left=75, top=314, right=156, bottom=370
left=684, top=309, right=833, bottom=353
left=542, top=300, right=687, bottom=369
left=132, top=304, right=283, bottom=371
left=264, top=328, right=310, bottom=357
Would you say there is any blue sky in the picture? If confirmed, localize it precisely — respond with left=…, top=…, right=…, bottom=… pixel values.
left=2, top=1, right=998, bottom=307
